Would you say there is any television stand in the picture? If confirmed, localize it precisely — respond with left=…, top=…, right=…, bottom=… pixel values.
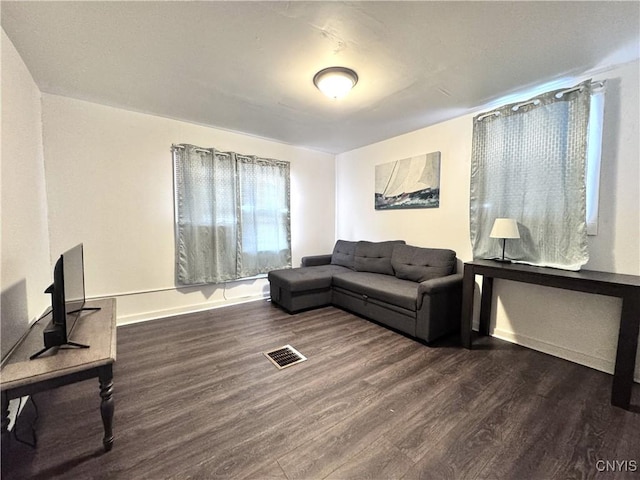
left=29, top=340, right=90, bottom=361
left=67, top=306, right=101, bottom=315
left=28, top=308, right=101, bottom=361
left=1, top=299, right=117, bottom=453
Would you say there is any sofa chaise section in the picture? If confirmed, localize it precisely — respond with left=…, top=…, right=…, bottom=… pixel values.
left=267, top=264, right=350, bottom=313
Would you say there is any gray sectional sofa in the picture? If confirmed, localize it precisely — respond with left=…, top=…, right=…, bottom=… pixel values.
left=268, top=240, right=463, bottom=343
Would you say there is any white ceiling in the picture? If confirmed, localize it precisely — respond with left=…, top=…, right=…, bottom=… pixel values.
left=2, top=1, right=639, bottom=154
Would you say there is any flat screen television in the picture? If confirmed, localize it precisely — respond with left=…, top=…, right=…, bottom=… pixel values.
left=30, top=243, right=100, bottom=360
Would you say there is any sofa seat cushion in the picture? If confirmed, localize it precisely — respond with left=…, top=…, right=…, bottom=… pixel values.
left=392, top=245, right=457, bottom=282
left=331, top=271, right=418, bottom=311
left=268, top=265, right=350, bottom=293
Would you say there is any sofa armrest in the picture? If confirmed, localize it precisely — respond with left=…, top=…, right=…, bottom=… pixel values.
left=418, top=273, right=464, bottom=295
left=417, top=273, right=463, bottom=310
left=415, top=273, right=464, bottom=342
left=301, top=254, right=333, bottom=267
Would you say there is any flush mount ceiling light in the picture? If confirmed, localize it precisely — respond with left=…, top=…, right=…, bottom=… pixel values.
left=313, top=66, right=358, bottom=99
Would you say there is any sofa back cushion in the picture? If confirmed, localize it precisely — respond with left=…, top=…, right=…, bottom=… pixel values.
left=391, top=245, right=456, bottom=282
left=331, top=240, right=357, bottom=270
left=354, top=240, right=406, bottom=275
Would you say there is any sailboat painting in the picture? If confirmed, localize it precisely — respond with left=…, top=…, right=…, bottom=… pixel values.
left=375, top=152, right=441, bottom=210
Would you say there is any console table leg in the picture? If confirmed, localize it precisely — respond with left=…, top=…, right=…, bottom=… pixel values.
left=461, top=265, right=475, bottom=349
left=479, top=276, right=494, bottom=336
left=98, top=365, right=114, bottom=451
left=611, top=294, right=640, bottom=409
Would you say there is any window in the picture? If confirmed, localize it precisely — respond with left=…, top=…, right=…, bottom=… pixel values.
left=470, top=80, right=603, bottom=270
left=478, top=79, right=605, bottom=236
left=173, top=144, right=291, bottom=285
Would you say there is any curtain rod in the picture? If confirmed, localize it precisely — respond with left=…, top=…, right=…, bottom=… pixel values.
left=476, top=80, right=606, bottom=121
left=556, top=80, right=605, bottom=98
left=171, top=144, right=289, bottom=166
left=171, top=144, right=211, bottom=154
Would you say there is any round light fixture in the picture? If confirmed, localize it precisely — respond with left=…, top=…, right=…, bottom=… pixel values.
left=313, top=67, right=358, bottom=99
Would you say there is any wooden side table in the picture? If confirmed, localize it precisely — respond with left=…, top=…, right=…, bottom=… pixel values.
left=460, top=260, right=640, bottom=410
left=1, top=298, right=116, bottom=451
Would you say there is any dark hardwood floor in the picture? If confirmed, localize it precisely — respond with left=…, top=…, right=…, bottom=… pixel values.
left=3, top=300, right=640, bottom=479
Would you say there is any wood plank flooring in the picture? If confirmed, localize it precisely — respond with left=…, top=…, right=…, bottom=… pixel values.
left=3, top=300, right=639, bottom=479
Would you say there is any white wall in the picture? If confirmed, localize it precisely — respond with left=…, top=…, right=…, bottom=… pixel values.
left=4, top=21, right=637, bottom=379
left=336, top=114, right=473, bottom=256
left=1, top=29, right=51, bottom=358
left=336, top=60, right=640, bottom=380
left=41, top=95, right=336, bottom=324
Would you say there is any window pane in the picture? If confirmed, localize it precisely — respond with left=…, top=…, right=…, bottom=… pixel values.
left=586, top=89, right=605, bottom=235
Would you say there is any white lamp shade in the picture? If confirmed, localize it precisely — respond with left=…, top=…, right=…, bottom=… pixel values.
left=490, top=218, right=520, bottom=239
left=313, top=67, right=358, bottom=99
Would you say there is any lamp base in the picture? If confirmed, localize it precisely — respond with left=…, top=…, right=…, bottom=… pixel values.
left=492, top=239, right=512, bottom=263
left=492, top=258, right=513, bottom=263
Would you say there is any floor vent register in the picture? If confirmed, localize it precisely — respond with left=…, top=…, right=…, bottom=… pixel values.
left=263, top=345, right=307, bottom=369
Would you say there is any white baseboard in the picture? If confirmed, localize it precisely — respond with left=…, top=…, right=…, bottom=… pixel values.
left=115, top=294, right=269, bottom=326
left=491, top=326, right=640, bottom=383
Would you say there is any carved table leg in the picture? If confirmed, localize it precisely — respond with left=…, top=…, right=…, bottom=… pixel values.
left=98, top=365, right=114, bottom=451
left=2, top=392, right=10, bottom=466
left=1, top=392, right=9, bottom=436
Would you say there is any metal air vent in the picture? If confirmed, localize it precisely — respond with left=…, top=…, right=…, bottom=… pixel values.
left=263, top=345, right=307, bottom=369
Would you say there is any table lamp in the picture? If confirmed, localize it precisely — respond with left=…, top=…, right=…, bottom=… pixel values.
left=490, top=218, right=520, bottom=262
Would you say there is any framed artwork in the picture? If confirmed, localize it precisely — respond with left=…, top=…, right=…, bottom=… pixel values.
left=375, top=151, right=441, bottom=210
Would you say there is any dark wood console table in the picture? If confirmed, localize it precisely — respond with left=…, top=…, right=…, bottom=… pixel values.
left=1, top=298, right=116, bottom=451
left=461, top=260, right=640, bottom=410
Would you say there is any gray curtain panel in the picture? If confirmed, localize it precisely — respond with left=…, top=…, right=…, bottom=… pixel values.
left=470, top=80, right=592, bottom=270
left=173, top=145, right=291, bottom=285
left=236, top=155, right=292, bottom=278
